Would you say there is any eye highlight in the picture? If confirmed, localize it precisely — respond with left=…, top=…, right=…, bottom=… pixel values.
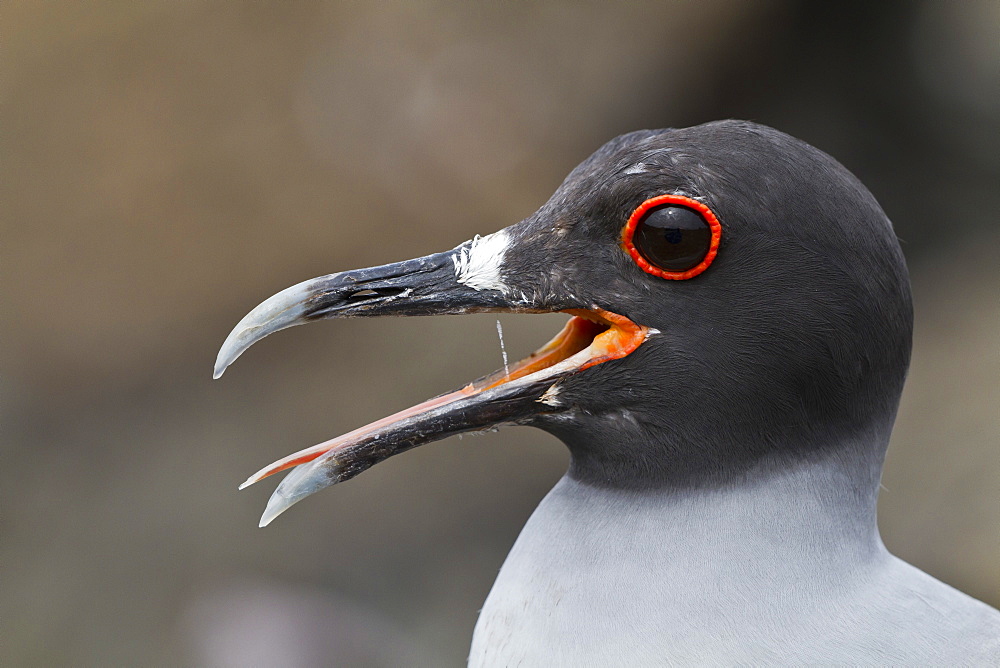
left=621, top=194, right=722, bottom=280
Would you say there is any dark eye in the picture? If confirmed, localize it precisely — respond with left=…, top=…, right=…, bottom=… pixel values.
left=622, top=195, right=722, bottom=280
left=634, top=205, right=710, bottom=272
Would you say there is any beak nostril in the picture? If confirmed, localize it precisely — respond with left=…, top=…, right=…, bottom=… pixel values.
left=345, top=287, right=406, bottom=301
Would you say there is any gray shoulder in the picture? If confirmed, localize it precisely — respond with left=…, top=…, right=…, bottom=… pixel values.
left=872, top=555, right=1000, bottom=663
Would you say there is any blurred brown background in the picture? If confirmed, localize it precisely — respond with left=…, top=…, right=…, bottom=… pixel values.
left=3, top=1, right=998, bottom=665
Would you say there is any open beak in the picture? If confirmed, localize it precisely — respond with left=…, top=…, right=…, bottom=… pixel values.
left=215, top=234, right=649, bottom=526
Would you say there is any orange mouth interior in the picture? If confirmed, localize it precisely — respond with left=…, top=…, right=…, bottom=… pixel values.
left=239, top=308, right=648, bottom=489
left=475, top=308, right=647, bottom=391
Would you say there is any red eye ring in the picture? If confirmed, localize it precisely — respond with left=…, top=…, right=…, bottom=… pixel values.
left=621, top=194, right=722, bottom=280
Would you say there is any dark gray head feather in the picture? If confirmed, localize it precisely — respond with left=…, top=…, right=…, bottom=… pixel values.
left=502, top=120, right=911, bottom=489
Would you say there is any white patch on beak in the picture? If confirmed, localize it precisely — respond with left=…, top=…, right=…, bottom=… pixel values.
left=453, top=229, right=511, bottom=294
left=538, top=383, right=561, bottom=407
